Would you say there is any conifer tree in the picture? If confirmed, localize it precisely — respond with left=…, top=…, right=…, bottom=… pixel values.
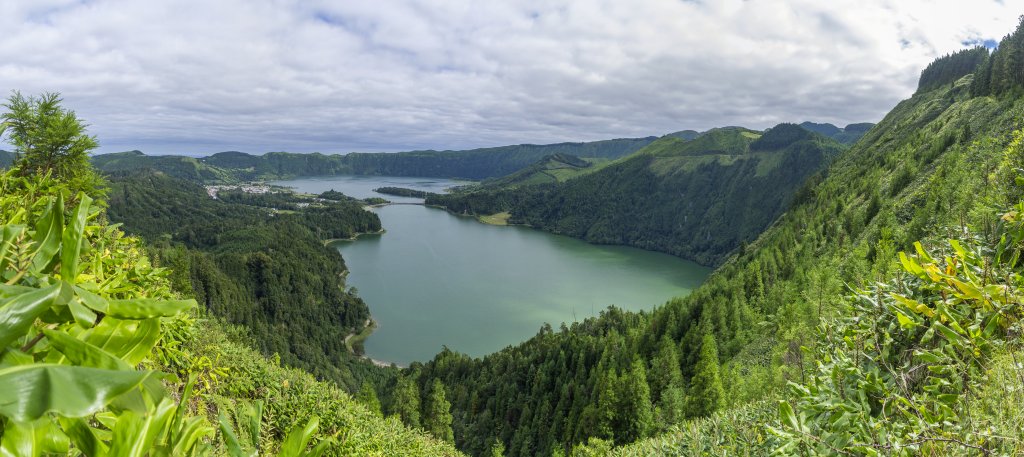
left=687, top=333, right=725, bottom=417
left=392, top=375, right=421, bottom=428
left=618, top=359, right=654, bottom=443
left=423, top=379, right=454, bottom=442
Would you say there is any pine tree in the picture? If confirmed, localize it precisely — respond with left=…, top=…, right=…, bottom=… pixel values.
left=356, top=381, right=382, bottom=415
left=687, top=333, right=725, bottom=417
left=392, top=376, right=421, bottom=428
left=617, top=359, right=654, bottom=443
left=423, top=379, right=454, bottom=442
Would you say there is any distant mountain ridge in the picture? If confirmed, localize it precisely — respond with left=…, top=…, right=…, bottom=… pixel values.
left=798, top=121, right=874, bottom=144
left=90, top=137, right=657, bottom=182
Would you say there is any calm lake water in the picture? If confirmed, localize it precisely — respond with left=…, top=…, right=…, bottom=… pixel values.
left=273, top=176, right=711, bottom=365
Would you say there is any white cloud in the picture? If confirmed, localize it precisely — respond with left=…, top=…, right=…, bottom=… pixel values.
left=0, top=0, right=1019, bottom=154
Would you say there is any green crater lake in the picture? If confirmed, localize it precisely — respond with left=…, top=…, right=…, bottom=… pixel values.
left=274, top=176, right=711, bottom=365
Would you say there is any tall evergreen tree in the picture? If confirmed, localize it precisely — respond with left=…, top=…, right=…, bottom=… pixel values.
left=391, top=376, right=421, bottom=428
left=617, top=359, right=654, bottom=443
left=423, top=379, right=454, bottom=442
left=687, top=333, right=725, bottom=417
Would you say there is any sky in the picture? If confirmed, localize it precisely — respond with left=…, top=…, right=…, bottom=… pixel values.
left=0, top=0, right=1020, bottom=155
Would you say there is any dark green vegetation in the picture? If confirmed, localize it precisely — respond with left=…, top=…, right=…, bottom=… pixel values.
left=103, top=170, right=385, bottom=390
left=91, top=150, right=237, bottom=182
left=798, top=121, right=875, bottom=144
left=375, top=186, right=437, bottom=199
left=428, top=124, right=844, bottom=266
left=916, top=46, right=989, bottom=94
left=90, top=137, right=656, bottom=183
left=479, top=153, right=597, bottom=188
left=0, top=149, right=13, bottom=167
left=0, top=92, right=460, bottom=455
left=972, top=21, right=1024, bottom=97
left=396, top=28, right=1024, bottom=455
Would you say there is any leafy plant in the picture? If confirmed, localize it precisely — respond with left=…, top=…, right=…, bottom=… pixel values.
left=0, top=180, right=210, bottom=455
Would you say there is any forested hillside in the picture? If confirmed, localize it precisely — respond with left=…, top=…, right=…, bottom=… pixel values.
left=399, top=30, right=1024, bottom=456
left=428, top=124, right=843, bottom=266
left=104, top=170, right=386, bottom=390
left=0, top=149, right=12, bottom=167
left=90, top=137, right=656, bottom=183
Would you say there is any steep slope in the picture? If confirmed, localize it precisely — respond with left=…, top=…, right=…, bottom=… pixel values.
left=0, top=149, right=13, bottom=167
left=91, top=137, right=656, bottom=183
left=428, top=124, right=843, bottom=266
left=406, top=45, right=1024, bottom=456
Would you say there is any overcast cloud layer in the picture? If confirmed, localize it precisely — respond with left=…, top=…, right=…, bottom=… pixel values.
left=0, top=0, right=1019, bottom=155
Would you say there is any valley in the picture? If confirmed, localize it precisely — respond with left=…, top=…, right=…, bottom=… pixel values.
left=271, top=175, right=710, bottom=365
left=2, top=10, right=1024, bottom=457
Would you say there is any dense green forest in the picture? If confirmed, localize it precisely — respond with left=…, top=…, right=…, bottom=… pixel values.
left=90, top=137, right=656, bottom=183
left=103, top=170, right=387, bottom=390
left=389, top=31, right=1024, bottom=455
left=428, top=124, right=844, bottom=266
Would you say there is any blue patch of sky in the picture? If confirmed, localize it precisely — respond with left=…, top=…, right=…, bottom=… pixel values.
left=961, top=38, right=999, bottom=49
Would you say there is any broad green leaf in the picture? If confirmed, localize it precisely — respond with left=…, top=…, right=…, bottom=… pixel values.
left=0, top=418, right=69, bottom=457
left=57, top=416, right=108, bottom=457
left=278, top=416, right=320, bottom=457
left=104, top=298, right=195, bottom=320
left=60, top=193, right=92, bottom=280
left=169, top=416, right=214, bottom=457
left=42, top=328, right=130, bottom=370
left=30, top=195, right=63, bottom=272
left=778, top=401, right=799, bottom=431
left=0, top=283, right=62, bottom=349
left=109, top=375, right=168, bottom=415
left=0, top=284, right=34, bottom=299
left=913, top=241, right=934, bottom=263
left=898, top=252, right=925, bottom=278
left=82, top=317, right=161, bottom=365
left=895, top=311, right=917, bottom=329
left=68, top=297, right=98, bottom=328
left=0, top=364, right=153, bottom=421
left=108, top=397, right=176, bottom=457
left=933, top=322, right=967, bottom=345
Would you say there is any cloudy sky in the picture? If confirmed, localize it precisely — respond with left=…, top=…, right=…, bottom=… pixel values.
left=0, top=0, right=1019, bottom=155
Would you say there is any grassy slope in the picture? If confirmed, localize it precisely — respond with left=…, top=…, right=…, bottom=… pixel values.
left=594, top=75, right=1024, bottom=455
